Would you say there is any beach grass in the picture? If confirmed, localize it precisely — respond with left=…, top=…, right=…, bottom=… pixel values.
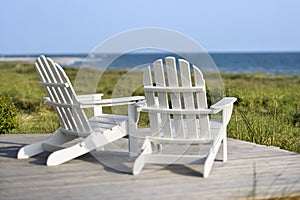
left=223, top=73, right=300, bottom=153
left=0, top=62, right=299, bottom=153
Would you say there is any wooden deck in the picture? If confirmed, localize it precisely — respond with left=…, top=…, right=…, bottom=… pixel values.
left=0, top=131, right=299, bottom=200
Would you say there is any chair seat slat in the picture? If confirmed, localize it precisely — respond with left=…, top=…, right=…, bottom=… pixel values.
left=149, top=137, right=213, bottom=145
left=90, top=115, right=128, bottom=124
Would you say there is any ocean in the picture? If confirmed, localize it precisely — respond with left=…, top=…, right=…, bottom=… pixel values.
left=1, top=52, right=300, bottom=74
left=211, top=52, right=300, bottom=75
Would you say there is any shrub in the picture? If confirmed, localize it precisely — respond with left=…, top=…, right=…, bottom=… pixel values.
left=0, top=91, right=18, bottom=134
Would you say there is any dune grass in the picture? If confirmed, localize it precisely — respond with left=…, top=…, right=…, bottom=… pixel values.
left=223, top=73, right=300, bottom=153
left=0, top=62, right=299, bottom=153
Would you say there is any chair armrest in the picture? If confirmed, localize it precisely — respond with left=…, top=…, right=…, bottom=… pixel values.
left=135, top=100, right=147, bottom=112
left=77, top=94, right=103, bottom=102
left=135, top=99, right=147, bottom=107
left=77, top=94, right=104, bottom=116
left=135, top=97, right=160, bottom=112
left=210, top=97, right=237, bottom=114
left=79, top=96, right=145, bottom=107
left=210, top=97, right=237, bottom=125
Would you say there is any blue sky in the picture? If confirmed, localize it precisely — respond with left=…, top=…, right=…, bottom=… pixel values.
left=1, top=0, right=300, bottom=54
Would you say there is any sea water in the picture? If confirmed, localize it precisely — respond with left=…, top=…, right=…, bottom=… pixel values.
left=2, top=52, right=300, bottom=74
left=210, top=52, right=300, bottom=75
left=83, top=52, right=300, bottom=75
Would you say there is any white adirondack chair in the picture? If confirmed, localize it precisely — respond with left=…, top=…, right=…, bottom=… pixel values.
left=17, top=55, right=144, bottom=166
left=133, top=57, right=236, bottom=178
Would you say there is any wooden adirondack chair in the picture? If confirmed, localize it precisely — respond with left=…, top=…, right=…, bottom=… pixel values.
left=132, top=57, right=236, bottom=177
left=17, top=55, right=144, bottom=166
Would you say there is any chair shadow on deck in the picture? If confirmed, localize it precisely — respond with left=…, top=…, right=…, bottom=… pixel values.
left=2, top=138, right=233, bottom=178
left=0, top=141, right=27, bottom=159
left=0, top=138, right=130, bottom=173
left=0, top=141, right=60, bottom=166
left=166, top=157, right=226, bottom=177
left=165, top=165, right=204, bottom=177
left=19, top=140, right=135, bottom=174
left=1, top=140, right=218, bottom=177
left=27, top=151, right=100, bottom=167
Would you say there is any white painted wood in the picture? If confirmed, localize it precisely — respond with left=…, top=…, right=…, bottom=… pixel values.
left=179, top=59, right=197, bottom=139
left=133, top=137, right=152, bottom=175
left=143, top=66, right=159, bottom=137
left=153, top=59, right=172, bottom=138
left=17, top=129, right=77, bottom=159
left=17, top=55, right=144, bottom=166
left=134, top=56, right=237, bottom=177
left=141, top=107, right=212, bottom=114
left=148, top=136, right=213, bottom=145
left=47, top=124, right=127, bottom=166
left=128, top=104, right=140, bottom=156
left=203, top=124, right=225, bottom=178
left=193, top=66, right=210, bottom=139
left=46, top=143, right=90, bottom=166
left=77, top=94, right=103, bottom=116
left=35, top=58, right=69, bottom=130
left=165, top=57, right=184, bottom=139
left=144, top=86, right=204, bottom=93
left=223, top=129, right=228, bottom=162
left=78, top=96, right=145, bottom=107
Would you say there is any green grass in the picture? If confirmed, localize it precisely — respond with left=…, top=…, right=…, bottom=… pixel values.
left=223, top=73, right=300, bottom=153
left=0, top=62, right=299, bottom=153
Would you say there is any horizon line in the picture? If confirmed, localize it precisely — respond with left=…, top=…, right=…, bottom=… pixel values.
left=1, top=50, right=300, bottom=57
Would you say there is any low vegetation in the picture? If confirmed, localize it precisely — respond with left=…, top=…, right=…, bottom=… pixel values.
left=223, top=73, right=300, bottom=153
left=0, top=89, right=17, bottom=133
left=0, top=62, right=299, bottom=153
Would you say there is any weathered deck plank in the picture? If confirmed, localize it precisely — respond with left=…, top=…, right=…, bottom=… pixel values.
left=0, top=133, right=299, bottom=200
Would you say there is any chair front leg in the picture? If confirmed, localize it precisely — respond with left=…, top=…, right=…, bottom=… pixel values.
left=133, top=138, right=152, bottom=175
left=223, top=129, right=228, bottom=162
left=128, top=104, right=141, bottom=157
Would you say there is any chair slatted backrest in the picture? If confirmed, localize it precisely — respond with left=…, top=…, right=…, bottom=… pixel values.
left=35, top=55, right=92, bottom=135
left=143, top=57, right=210, bottom=139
